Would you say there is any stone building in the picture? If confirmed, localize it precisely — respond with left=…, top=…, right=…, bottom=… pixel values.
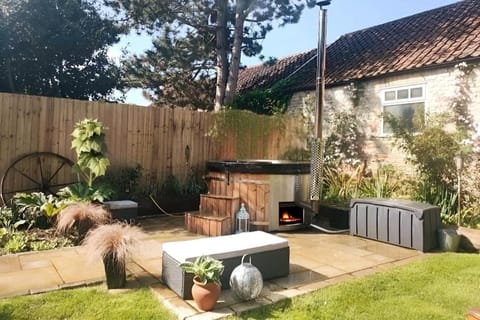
left=236, top=0, right=480, bottom=169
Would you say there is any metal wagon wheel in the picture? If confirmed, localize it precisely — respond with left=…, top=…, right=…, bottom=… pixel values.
left=1, top=152, right=79, bottom=205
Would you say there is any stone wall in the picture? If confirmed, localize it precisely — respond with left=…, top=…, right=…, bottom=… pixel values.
left=288, top=63, right=480, bottom=171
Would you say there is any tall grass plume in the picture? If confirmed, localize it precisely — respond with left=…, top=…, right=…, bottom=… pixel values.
left=82, top=223, right=145, bottom=269
left=56, top=202, right=111, bottom=242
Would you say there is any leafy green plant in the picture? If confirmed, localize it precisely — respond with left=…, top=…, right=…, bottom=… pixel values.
left=29, top=240, right=62, bottom=252
left=180, top=255, right=224, bottom=285
left=2, top=232, right=29, bottom=254
left=457, top=206, right=480, bottom=229
left=324, top=111, right=365, bottom=168
left=160, top=175, right=183, bottom=197
left=280, top=147, right=310, bottom=161
left=358, top=166, right=400, bottom=198
left=413, top=180, right=457, bottom=224
left=99, top=165, right=143, bottom=200
left=0, top=229, right=73, bottom=255
left=322, top=167, right=361, bottom=206
left=227, top=80, right=293, bottom=115
left=57, top=182, right=113, bottom=203
left=385, top=113, right=459, bottom=187
left=0, top=206, right=26, bottom=233
left=183, top=171, right=208, bottom=196
left=12, top=192, right=64, bottom=229
left=384, top=112, right=466, bottom=224
left=71, top=118, right=110, bottom=188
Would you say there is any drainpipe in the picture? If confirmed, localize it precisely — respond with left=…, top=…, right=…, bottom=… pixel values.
left=310, top=1, right=330, bottom=211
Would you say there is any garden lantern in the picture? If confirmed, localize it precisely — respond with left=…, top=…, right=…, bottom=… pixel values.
left=230, top=254, right=263, bottom=300
left=236, top=203, right=250, bottom=233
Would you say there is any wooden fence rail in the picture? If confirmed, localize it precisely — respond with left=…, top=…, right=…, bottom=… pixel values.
left=0, top=93, right=304, bottom=196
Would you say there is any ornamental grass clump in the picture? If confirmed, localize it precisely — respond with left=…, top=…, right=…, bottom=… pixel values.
left=56, top=202, right=111, bottom=243
left=82, top=223, right=146, bottom=289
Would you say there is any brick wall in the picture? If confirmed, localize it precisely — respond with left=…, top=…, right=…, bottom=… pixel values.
left=288, top=63, right=480, bottom=171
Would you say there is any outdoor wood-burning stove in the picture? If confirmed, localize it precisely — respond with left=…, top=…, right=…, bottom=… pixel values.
left=279, top=202, right=304, bottom=229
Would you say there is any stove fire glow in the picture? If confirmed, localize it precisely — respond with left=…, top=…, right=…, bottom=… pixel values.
left=280, top=211, right=302, bottom=223
left=279, top=202, right=304, bottom=226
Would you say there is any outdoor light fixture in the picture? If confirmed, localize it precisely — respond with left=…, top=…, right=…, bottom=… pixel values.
left=236, top=203, right=250, bottom=233
left=454, top=155, right=463, bottom=226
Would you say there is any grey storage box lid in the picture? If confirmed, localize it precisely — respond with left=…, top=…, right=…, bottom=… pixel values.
left=350, top=198, right=439, bottom=219
left=350, top=198, right=441, bottom=252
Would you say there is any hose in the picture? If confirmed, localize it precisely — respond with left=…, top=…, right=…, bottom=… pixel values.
left=309, top=223, right=349, bottom=234
left=149, top=194, right=185, bottom=218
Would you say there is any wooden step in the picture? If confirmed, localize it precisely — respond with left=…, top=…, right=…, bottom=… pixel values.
left=200, top=194, right=240, bottom=220
left=185, top=213, right=232, bottom=237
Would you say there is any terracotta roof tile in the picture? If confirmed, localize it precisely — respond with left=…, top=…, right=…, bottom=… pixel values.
left=237, top=0, right=480, bottom=93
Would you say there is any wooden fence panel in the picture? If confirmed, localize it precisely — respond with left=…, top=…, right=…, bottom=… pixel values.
left=0, top=93, right=303, bottom=196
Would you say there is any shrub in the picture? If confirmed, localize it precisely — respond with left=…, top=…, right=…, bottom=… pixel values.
left=322, top=167, right=361, bottom=206
left=57, top=182, right=113, bottom=203
left=358, top=166, right=400, bottom=198
left=2, top=232, right=29, bottom=254
left=0, top=206, right=25, bottom=233
left=324, top=111, right=365, bottom=168
left=227, top=80, right=293, bottom=115
left=12, top=192, right=64, bottom=229
left=99, top=165, right=143, bottom=200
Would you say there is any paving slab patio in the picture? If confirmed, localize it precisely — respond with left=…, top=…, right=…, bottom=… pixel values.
left=0, top=214, right=426, bottom=319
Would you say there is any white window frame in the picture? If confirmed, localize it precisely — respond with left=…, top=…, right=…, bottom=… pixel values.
left=381, top=84, right=426, bottom=136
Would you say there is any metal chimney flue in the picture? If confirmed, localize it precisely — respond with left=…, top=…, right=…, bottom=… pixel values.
left=310, top=1, right=330, bottom=209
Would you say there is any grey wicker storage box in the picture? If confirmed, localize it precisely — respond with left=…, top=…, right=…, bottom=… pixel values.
left=162, top=231, right=289, bottom=299
left=103, top=200, right=138, bottom=221
left=350, top=198, right=441, bottom=252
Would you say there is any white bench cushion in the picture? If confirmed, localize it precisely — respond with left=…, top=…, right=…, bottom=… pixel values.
left=162, top=231, right=288, bottom=262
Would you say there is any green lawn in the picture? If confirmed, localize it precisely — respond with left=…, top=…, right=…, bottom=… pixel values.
left=0, top=286, right=175, bottom=320
left=233, top=253, right=480, bottom=320
left=1, top=254, right=479, bottom=320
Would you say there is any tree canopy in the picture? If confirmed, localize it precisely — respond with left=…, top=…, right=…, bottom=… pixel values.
left=105, top=0, right=316, bottom=110
left=0, top=0, right=124, bottom=100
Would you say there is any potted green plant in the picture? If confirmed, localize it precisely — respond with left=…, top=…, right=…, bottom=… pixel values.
left=180, top=255, right=224, bottom=311
left=82, top=223, right=145, bottom=289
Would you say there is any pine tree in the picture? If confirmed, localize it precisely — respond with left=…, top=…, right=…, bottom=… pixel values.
left=105, top=0, right=316, bottom=110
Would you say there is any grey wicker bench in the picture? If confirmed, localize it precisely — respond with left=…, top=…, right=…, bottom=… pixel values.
left=162, top=231, right=289, bottom=299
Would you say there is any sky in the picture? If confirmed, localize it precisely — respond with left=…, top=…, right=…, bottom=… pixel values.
left=110, top=0, right=460, bottom=106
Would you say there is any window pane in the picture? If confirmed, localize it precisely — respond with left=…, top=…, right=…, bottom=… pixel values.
left=384, top=91, right=396, bottom=101
left=397, top=89, right=409, bottom=99
left=410, top=87, right=423, bottom=98
left=383, top=102, right=425, bottom=134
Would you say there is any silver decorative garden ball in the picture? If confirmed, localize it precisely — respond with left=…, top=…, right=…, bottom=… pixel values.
left=229, top=254, right=263, bottom=301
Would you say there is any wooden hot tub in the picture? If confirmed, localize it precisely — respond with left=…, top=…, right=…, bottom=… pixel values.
left=199, top=160, right=311, bottom=232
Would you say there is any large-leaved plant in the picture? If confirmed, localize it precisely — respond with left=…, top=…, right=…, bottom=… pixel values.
left=71, top=119, right=110, bottom=188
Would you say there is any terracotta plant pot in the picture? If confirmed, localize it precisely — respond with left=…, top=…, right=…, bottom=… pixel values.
left=103, top=253, right=126, bottom=289
left=191, top=276, right=221, bottom=311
